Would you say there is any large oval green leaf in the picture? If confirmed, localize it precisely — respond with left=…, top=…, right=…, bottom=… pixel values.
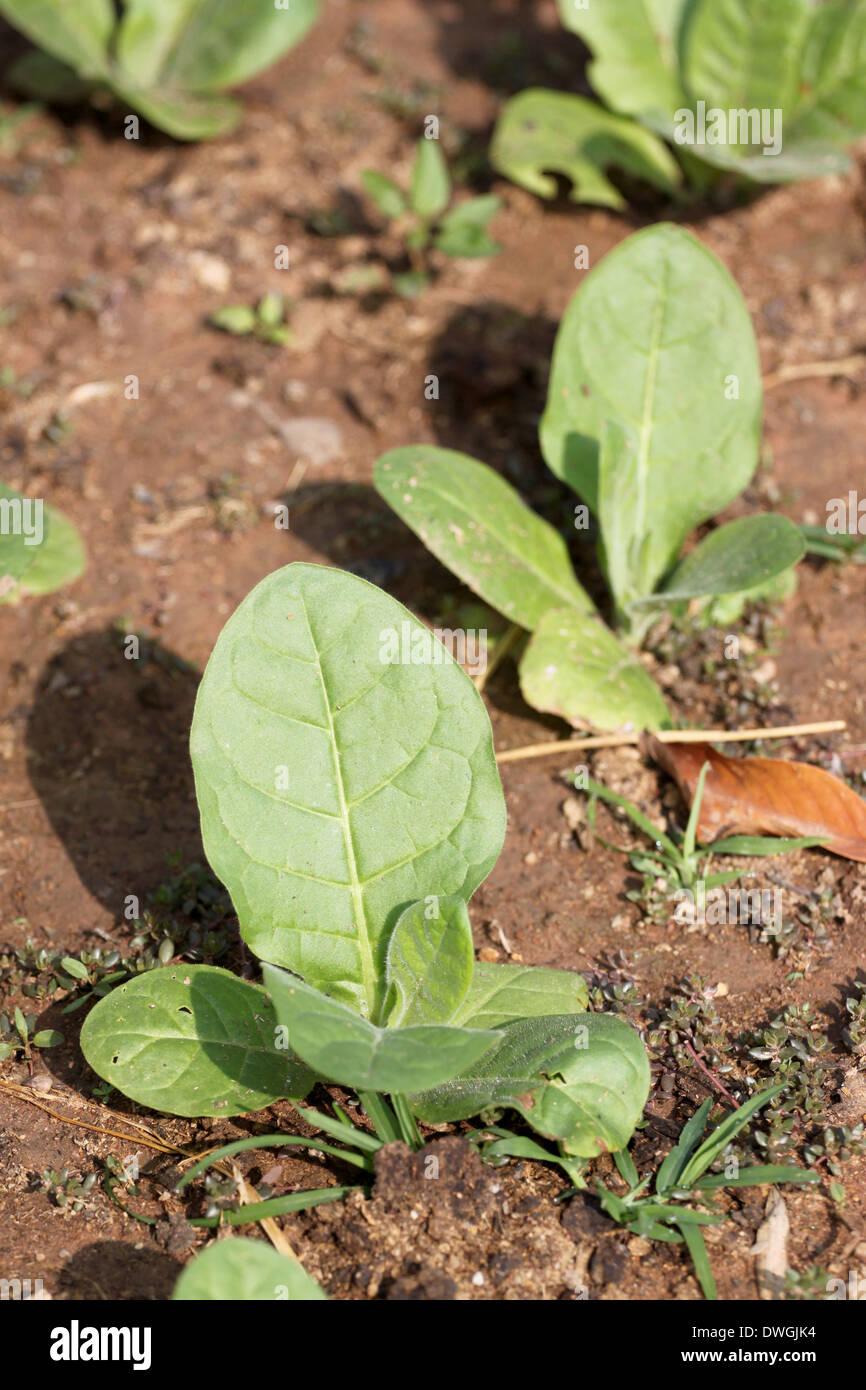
left=556, top=0, right=689, bottom=119
left=174, top=1238, right=327, bottom=1301
left=80, top=965, right=316, bottom=1118
left=519, top=608, right=671, bottom=732
left=115, top=0, right=319, bottom=94
left=375, top=446, right=593, bottom=631
left=411, top=1012, right=651, bottom=1157
left=540, top=224, right=762, bottom=599
left=683, top=0, right=809, bottom=127
left=190, top=563, right=506, bottom=1018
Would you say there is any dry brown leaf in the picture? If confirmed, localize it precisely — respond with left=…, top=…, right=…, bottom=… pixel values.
left=642, top=734, right=866, bottom=862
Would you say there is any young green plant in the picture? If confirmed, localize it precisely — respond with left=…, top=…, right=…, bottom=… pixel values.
left=374, top=223, right=805, bottom=732
left=81, top=564, right=649, bottom=1166
left=492, top=0, right=866, bottom=208
left=579, top=762, right=827, bottom=913
left=0, top=0, right=319, bottom=141
left=362, top=138, right=500, bottom=296
left=209, top=293, right=291, bottom=346
left=596, top=1085, right=818, bottom=1299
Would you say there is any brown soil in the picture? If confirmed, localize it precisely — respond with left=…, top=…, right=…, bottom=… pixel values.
left=1, top=0, right=866, bottom=1302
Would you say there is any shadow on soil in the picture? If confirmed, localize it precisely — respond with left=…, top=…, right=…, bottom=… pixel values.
left=58, top=1241, right=182, bottom=1301
left=25, top=628, right=203, bottom=920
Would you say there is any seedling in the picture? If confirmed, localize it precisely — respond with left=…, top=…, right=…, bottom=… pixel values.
left=81, top=564, right=649, bottom=1166
left=208, top=294, right=291, bottom=346
left=578, top=763, right=826, bottom=915
left=595, top=1086, right=818, bottom=1299
left=362, top=139, right=500, bottom=296
left=0, top=0, right=319, bottom=141
left=374, top=224, right=805, bottom=732
left=0, top=480, right=85, bottom=605
left=0, top=1005, right=63, bottom=1061
left=40, top=1167, right=97, bottom=1213
left=492, top=0, right=866, bottom=208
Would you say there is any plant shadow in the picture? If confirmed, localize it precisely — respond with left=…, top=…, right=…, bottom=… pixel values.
left=25, top=627, right=203, bottom=922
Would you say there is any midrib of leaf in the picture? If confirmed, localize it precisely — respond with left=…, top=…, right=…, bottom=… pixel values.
left=634, top=257, right=668, bottom=592
left=419, top=480, right=584, bottom=613
left=302, top=591, right=377, bottom=1019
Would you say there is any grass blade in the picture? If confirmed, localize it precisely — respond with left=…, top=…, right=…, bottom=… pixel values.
left=678, top=1220, right=717, bottom=1299
left=709, top=834, right=828, bottom=856
left=359, top=1090, right=401, bottom=1144
left=189, top=1186, right=357, bottom=1227
left=176, top=1133, right=373, bottom=1191
left=683, top=761, right=710, bottom=862
left=655, top=1098, right=711, bottom=1198
left=585, top=778, right=679, bottom=859
left=694, top=1166, right=818, bottom=1190
left=679, top=1084, right=785, bottom=1187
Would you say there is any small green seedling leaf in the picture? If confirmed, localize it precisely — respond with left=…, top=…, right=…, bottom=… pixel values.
left=411, top=1012, right=650, bottom=1157
left=361, top=169, right=406, bottom=219
left=0, top=502, right=84, bottom=603
left=646, top=514, right=806, bottom=605
left=409, top=138, right=450, bottom=219
left=437, top=194, right=500, bottom=229
left=80, top=965, right=317, bottom=1118
left=392, top=269, right=431, bottom=298
left=32, top=1030, right=63, bottom=1048
left=0, top=481, right=50, bottom=592
left=374, top=446, right=594, bottom=631
left=263, top=964, right=502, bottom=1094
left=209, top=304, right=258, bottom=335
left=433, top=222, right=500, bottom=259
left=173, top=1237, right=327, bottom=1301
left=383, top=895, right=474, bottom=1027
left=519, top=608, right=671, bottom=732
left=490, top=88, right=680, bottom=209
left=451, top=961, right=589, bottom=1029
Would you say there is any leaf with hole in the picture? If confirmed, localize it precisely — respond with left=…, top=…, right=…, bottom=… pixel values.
left=490, top=88, right=681, bottom=209
left=411, top=1011, right=650, bottom=1157
left=80, top=965, right=317, bottom=1118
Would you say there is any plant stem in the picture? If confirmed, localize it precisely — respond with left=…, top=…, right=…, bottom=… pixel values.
left=496, top=720, right=846, bottom=764
left=391, top=1092, right=423, bottom=1149
left=682, top=1040, right=739, bottom=1107
left=473, top=623, right=523, bottom=695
